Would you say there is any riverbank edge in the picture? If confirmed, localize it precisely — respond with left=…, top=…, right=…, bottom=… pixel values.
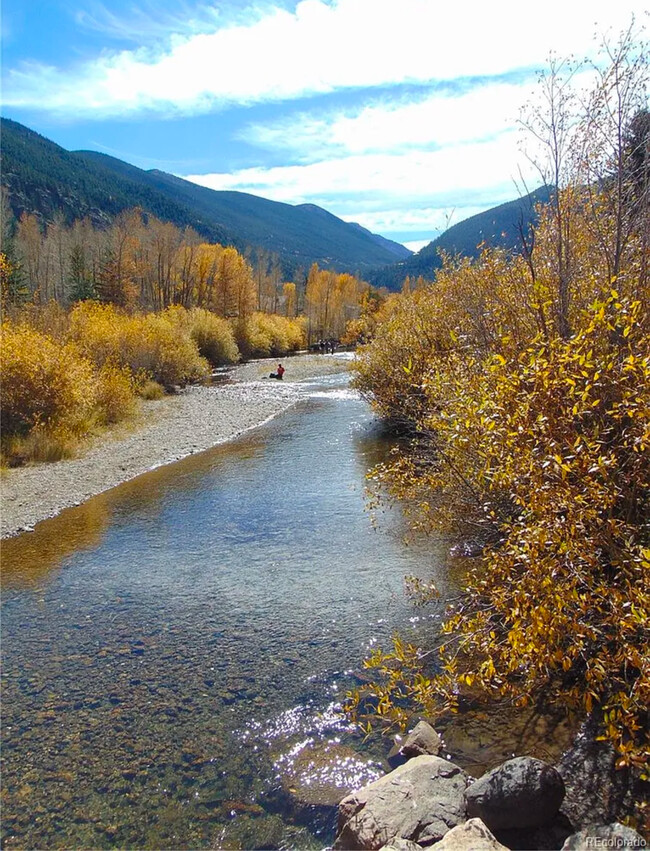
left=0, top=354, right=351, bottom=539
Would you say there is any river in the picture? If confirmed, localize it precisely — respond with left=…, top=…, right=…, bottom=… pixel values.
left=1, top=372, right=453, bottom=849
left=0, top=369, right=572, bottom=850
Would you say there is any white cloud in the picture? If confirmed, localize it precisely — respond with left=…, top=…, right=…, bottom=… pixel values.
left=241, top=81, right=537, bottom=161
left=403, top=240, right=430, bottom=253
left=183, top=131, right=536, bottom=234
left=74, top=0, right=224, bottom=44
left=185, top=133, right=530, bottom=201
left=3, top=0, right=645, bottom=115
left=343, top=205, right=500, bottom=238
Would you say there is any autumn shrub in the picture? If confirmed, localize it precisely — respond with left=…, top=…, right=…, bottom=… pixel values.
left=66, top=301, right=124, bottom=365
left=1, top=322, right=96, bottom=437
left=94, top=362, right=136, bottom=425
left=3, top=424, right=79, bottom=465
left=235, top=312, right=306, bottom=359
left=283, top=314, right=307, bottom=351
left=0, top=321, right=98, bottom=463
left=5, top=301, right=70, bottom=342
left=137, top=378, right=165, bottom=400
left=134, top=313, right=210, bottom=388
left=351, top=294, right=649, bottom=771
left=164, top=306, right=240, bottom=366
left=67, top=302, right=210, bottom=389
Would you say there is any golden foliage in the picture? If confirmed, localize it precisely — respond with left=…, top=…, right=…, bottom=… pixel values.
left=305, top=264, right=369, bottom=342
left=1, top=322, right=96, bottom=438
left=351, top=279, right=649, bottom=771
left=67, top=302, right=210, bottom=389
left=235, top=311, right=306, bottom=359
left=164, top=306, right=240, bottom=366
left=94, top=362, right=137, bottom=425
left=0, top=321, right=99, bottom=464
left=348, top=37, right=650, bottom=771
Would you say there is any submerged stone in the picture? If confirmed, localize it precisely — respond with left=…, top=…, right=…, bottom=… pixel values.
left=280, top=741, right=384, bottom=808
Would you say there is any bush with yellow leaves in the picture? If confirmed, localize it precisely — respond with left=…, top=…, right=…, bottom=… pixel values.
left=67, top=302, right=210, bottom=389
left=1, top=322, right=99, bottom=463
left=94, top=362, right=137, bottom=425
left=350, top=292, right=649, bottom=773
left=1, top=322, right=96, bottom=438
left=164, top=306, right=240, bottom=366
left=235, top=312, right=306, bottom=359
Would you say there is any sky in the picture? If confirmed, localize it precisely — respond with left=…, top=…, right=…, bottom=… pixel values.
left=1, top=1, right=647, bottom=250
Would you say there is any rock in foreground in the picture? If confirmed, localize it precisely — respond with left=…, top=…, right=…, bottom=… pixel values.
left=561, top=823, right=647, bottom=850
left=431, top=818, right=509, bottom=850
left=465, top=756, right=565, bottom=831
left=334, top=755, right=470, bottom=849
left=379, top=840, right=423, bottom=851
left=387, top=721, right=442, bottom=768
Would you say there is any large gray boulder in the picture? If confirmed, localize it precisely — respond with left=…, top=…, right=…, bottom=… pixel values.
left=387, top=721, right=442, bottom=768
left=562, top=823, right=647, bottom=850
left=334, top=755, right=470, bottom=849
left=465, top=756, right=565, bottom=830
left=432, top=818, right=509, bottom=850
left=556, top=716, right=644, bottom=829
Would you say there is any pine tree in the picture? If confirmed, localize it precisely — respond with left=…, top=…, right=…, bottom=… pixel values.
left=68, top=244, right=96, bottom=302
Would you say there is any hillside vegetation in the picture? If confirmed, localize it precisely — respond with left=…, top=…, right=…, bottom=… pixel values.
left=347, top=37, right=649, bottom=779
left=0, top=118, right=410, bottom=277
left=1, top=207, right=373, bottom=465
left=368, top=186, right=552, bottom=290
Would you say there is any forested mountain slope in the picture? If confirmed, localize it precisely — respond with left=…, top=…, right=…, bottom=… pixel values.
left=0, top=118, right=410, bottom=276
left=368, top=186, right=552, bottom=290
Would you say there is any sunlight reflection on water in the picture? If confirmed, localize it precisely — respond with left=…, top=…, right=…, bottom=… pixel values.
left=1, top=372, right=446, bottom=849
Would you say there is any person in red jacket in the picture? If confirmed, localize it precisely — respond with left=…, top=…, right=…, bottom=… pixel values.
left=269, top=364, right=285, bottom=379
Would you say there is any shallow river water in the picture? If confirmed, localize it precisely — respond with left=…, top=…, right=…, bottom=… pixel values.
left=1, top=371, right=572, bottom=849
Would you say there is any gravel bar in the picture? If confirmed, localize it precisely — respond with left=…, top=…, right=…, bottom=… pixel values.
left=0, top=354, right=351, bottom=539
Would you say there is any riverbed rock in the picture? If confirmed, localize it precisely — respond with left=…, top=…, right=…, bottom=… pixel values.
left=492, top=812, right=574, bottom=851
left=333, top=754, right=470, bottom=849
left=387, top=721, right=442, bottom=768
left=379, top=839, right=423, bottom=851
left=556, top=716, right=646, bottom=829
left=465, top=756, right=565, bottom=830
left=215, top=813, right=285, bottom=850
left=561, top=823, right=647, bottom=850
left=432, top=818, right=509, bottom=850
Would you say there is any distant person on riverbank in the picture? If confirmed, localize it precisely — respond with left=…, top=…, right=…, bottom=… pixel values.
left=270, top=364, right=285, bottom=380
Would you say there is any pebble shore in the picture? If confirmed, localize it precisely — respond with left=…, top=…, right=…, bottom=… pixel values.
left=0, top=353, right=351, bottom=539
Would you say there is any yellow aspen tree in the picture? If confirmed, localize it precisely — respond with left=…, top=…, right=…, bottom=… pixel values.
left=283, top=281, right=297, bottom=317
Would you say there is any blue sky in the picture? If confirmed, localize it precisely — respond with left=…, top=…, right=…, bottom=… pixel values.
left=2, top=0, right=647, bottom=249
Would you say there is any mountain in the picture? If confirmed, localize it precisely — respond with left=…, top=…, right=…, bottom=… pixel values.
left=0, top=118, right=235, bottom=247
left=0, top=118, right=411, bottom=276
left=345, top=221, right=411, bottom=259
left=367, top=186, right=553, bottom=290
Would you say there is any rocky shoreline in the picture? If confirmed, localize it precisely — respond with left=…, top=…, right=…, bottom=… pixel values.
left=332, top=720, right=647, bottom=851
left=0, top=353, right=351, bottom=539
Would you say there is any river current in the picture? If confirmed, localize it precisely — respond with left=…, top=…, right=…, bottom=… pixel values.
left=1, top=369, right=572, bottom=849
left=1, top=371, right=451, bottom=849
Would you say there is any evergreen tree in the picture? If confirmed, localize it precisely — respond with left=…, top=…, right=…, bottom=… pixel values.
left=68, top=244, right=96, bottom=302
